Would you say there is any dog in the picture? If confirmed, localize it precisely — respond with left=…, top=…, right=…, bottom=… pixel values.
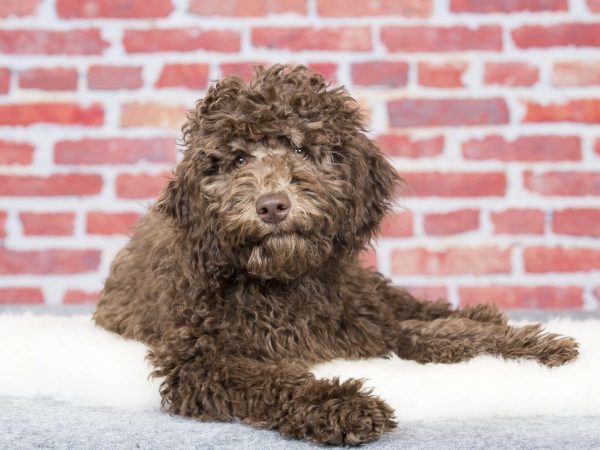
left=94, top=65, right=579, bottom=445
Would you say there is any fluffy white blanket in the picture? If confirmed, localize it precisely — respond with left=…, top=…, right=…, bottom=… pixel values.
left=1, top=314, right=598, bottom=421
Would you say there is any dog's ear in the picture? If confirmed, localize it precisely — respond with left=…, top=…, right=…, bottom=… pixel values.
left=155, top=162, right=193, bottom=228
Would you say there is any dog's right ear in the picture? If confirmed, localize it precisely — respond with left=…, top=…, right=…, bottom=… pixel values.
left=155, top=168, right=192, bottom=228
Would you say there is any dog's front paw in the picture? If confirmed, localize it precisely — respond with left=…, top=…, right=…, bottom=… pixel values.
left=504, top=324, right=579, bottom=367
left=283, top=379, right=396, bottom=445
left=537, top=335, right=579, bottom=367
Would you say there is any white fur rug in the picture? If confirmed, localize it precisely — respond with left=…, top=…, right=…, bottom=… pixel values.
left=1, top=314, right=598, bottom=421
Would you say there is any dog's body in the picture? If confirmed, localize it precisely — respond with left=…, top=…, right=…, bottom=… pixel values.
left=94, top=65, right=578, bottom=445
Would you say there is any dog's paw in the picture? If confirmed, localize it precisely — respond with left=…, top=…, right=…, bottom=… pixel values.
left=504, top=324, right=579, bottom=367
left=537, top=335, right=579, bottom=367
left=283, top=381, right=396, bottom=445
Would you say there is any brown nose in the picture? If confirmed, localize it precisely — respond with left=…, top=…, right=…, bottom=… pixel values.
left=255, top=192, right=291, bottom=224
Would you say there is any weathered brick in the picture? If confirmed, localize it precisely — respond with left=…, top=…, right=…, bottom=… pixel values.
left=403, top=172, right=506, bottom=197
left=552, top=61, right=600, bottom=86
left=0, top=140, right=34, bottom=165
left=0, top=249, right=101, bottom=274
left=513, top=23, right=600, bottom=48
left=307, top=63, right=338, bottom=80
left=19, top=68, right=78, bottom=91
left=381, top=26, right=502, bottom=52
left=88, top=65, right=143, bottom=90
left=120, top=102, right=185, bottom=129
left=57, top=0, right=173, bottom=18
left=524, top=171, right=600, bottom=196
left=0, top=68, right=10, bottom=94
left=525, top=247, right=600, bottom=272
left=20, top=212, right=75, bottom=236
left=86, top=211, right=141, bottom=235
left=380, top=211, right=413, bottom=237
left=124, top=29, right=240, bottom=53
left=220, top=62, right=264, bottom=82
left=462, top=136, right=581, bottom=161
left=404, top=286, right=448, bottom=301
left=252, top=27, right=372, bottom=51
left=0, top=174, right=102, bottom=196
left=317, top=0, right=431, bottom=17
left=388, top=98, right=508, bottom=127
left=351, top=62, right=408, bottom=87
left=491, top=209, right=545, bottom=235
left=0, top=287, right=44, bottom=305
left=523, top=100, right=600, bottom=124
left=418, top=61, right=467, bottom=88
left=156, top=64, right=209, bottom=89
left=191, top=0, right=306, bottom=16
left=0, top=211, right=6, bottom=238
left=589, top=0, right=600, bottom=12
left=0, top=0, right=40, bottom=17
left=376, top=135, right=444, bottom=158
left=0, top=29, right=108, bottom=55
left=55, top=137, right=176, bottom=165
left=391, top=247, right=511, bottom=275
left=0, top=103, right=103, bottom=126
left=459, top=286, right=582, bottom=309
left=553, top=209, right=600, bottom=236
left=63, top=289, right=100, bottom=304
left=451, top=0, right=567, bottom=12
left=484, top=62, right=538, bottom=86
left=116, top=172, right=170, bottom=199
left=424, top=210, right=479, bottom=235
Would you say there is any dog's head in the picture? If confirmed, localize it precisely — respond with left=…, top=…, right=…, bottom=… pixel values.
left=156, top=65, right=400, bottom=281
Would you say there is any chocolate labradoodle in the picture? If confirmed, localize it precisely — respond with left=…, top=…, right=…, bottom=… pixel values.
left=94, top=65, right=578, bottom=445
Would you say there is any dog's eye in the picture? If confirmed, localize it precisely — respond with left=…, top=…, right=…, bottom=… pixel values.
left=294, top=147, right=307, bottom=158
left=234, top=156, right=246, bottom=168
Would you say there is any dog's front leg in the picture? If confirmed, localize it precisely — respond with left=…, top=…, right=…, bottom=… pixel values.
left=149, top=353, right=396, bottom=445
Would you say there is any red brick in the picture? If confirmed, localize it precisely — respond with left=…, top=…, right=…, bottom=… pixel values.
left=491, top=209, right=545, bottom=235
left=553, top=209, right=600, bottom=237
left=156, top=64, right=209, bottom=89
left=307, top=63, right=338, bottom=80
left=252, top=27, right=372, bottom=52
left=19, top=68, right=78, bottom=91
left=403, top=172, right=506, bottom=197
left=88, top=65, right=143, bottom=90
left=86, top=211, right=141, bottom=235
left=451, top=0, right=567, bottom=12
left=524, top=171, right=600, bottom=196
left=381, top=26, right=502, bottom=52
left=512, top=23, right=600, bottom=48
left=462, top=136, right=581, bottom=161
left=590, top=0, right=600, bottom=12
left=116, top=172, right=170, bottom=199
left=459, top=286, right=582, bottom=309
left=388, top=98, right=508, bottom=127
left=0, top=288, right=44, bottom=305
left=191, top=0, right=306, bottom=16
left=121, top=102, right=185, bottom=129
left=220, top=62, right=264, bottom=82
left=0, top=140, right=34, bottom=165
left=391, top=247, right=511, bottom=275
left=124, top=29, right=240, bottom=53
left=376, top=135, right=444, bottom=158
left=0, top=29, right=108, bottom=55
left=63, top=289, right=100, bottom=305
left=0, top=0, right=39, bottom=18
left=359, top=248, right=377, bottom=269
left=20, top=212, right=74, bottom=236
left=0, top=103, right=103, bottom=126
left=380, top=211, right=413, bottom=237
left=0, top=249, right=101, bottom=274
left=552, top=61, right=600, bottom=86
left=484, top=62, right=538, bottom=86
left=418, top=61, right=467, bottom=88
left=57, top=0, right=172, bottom=18
left=525, top=247, right=600, bottom=272
left=0, top=211, right=6, bottom=238
left=523, top=100, right=600, bottom=124
left=55, top=137, right=176, bottom=165
left=318, top=0, right=431, bottom=17
left=0, top=68, right=10, bottom=94
left=0, top=174, right=102, bottom=196
left=351, top=62, right=408, bottom=87
left=424, top=210, right=479, bottom=235
left=404, top=286, right=448, bottom=300
left=596, top=139, right=600, bottom=157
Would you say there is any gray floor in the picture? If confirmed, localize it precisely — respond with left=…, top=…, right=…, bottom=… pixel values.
left=2, top=306, right=600, bottom=449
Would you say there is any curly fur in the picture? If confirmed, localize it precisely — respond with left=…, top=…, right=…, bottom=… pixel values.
left=94, top=65, right=579, bottom=445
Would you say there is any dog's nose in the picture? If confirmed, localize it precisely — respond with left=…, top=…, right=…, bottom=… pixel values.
left=255, top=192, right=291, bottom=224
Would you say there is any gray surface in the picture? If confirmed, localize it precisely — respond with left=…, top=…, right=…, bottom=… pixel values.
left=2, top=306, right=600, bottom=449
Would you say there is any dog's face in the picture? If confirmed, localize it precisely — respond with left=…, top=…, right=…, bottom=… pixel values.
left=157, top=65, right=399, bottom=281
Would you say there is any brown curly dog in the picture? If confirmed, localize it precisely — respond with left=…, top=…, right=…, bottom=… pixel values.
left=94, top=65, right=579, bottom=445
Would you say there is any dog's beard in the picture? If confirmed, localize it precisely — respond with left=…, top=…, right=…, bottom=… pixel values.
left=245, top=233, right=332, bottom=281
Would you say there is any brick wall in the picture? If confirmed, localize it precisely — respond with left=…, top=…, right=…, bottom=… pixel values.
left=1, top=0, right=599, bottom=309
